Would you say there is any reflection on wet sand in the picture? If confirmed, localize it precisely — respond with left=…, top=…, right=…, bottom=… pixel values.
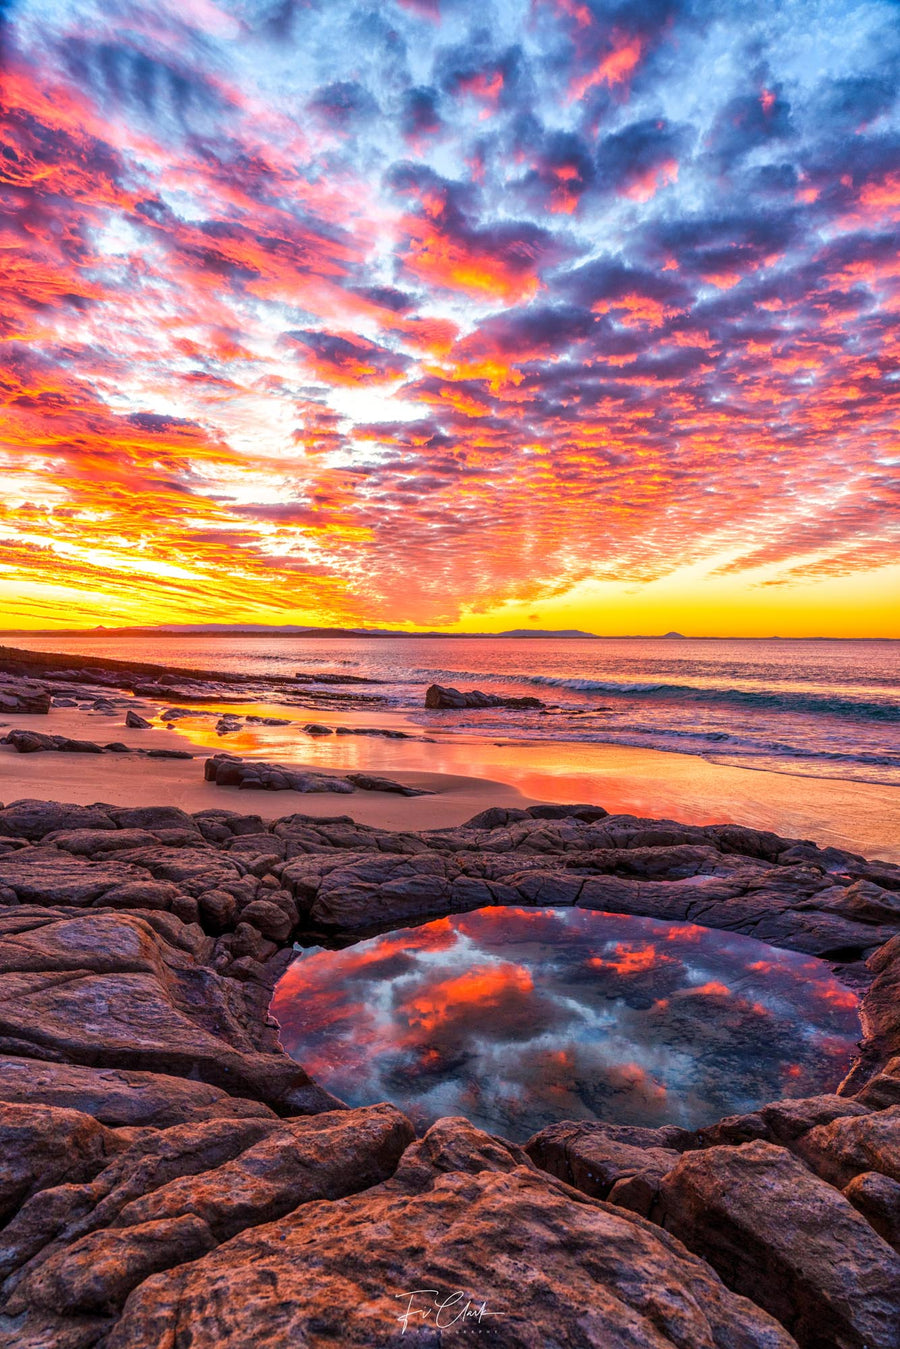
left=272, top=907, right=861, bottom=1139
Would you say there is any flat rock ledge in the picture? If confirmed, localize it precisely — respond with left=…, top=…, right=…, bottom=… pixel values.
left=0, top=797, right=898, bottom=1348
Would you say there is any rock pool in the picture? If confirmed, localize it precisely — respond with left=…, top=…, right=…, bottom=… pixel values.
left=272, top=906, right=861, bottom=1138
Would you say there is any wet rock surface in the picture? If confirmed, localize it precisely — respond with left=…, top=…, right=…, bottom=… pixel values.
left=203, top=753, right=431, bottom=795
left=2, top=729, right=193, bottom=760
left=0, top=645, right=388, bottom=725
left=425, top=681, right=545, bottom=709
left=0, top=797, right=898, bottom=1346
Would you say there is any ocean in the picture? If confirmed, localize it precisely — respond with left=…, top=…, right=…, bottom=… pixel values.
left=11, top=634, right=900, bottom=788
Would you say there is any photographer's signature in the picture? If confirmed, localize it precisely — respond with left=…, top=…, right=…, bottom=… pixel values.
left=394, top=1289, right=501, bottom=1333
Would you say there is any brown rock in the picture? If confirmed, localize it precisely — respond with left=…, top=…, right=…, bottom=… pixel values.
left=6, top=1104, right=412, bottom=1323
left=45, top=830, right=160, bottom=856
left=844, top=1171, right=900, bottom=1252
left=0, top=1056, right=276, bottom=1127
left=526, top=1120, right=689, bottom=1200
left=0, top=1103, right=124, bottom=1223
left=857, top=1057, right=900, bottom=1109
left=0, top=802, right=114, bottom=840
left=698, top=1094, right=869, bottom=1148
left=425, top=682, right=545, bottom=709
left=345, top=772, right=433, bottom=797
left=108, top=1119, right=795, bottom=1349
left=794, top=1105, right=900, bottom=1187
left=658, top=1139, right=900, bottom=1348
left=20, top=1214, right=217, bottom=1314
left=109, top=1103, right=413, bottom=1240
left=198, top=888, right=238, bottom=929
left=0, top=850, right=147, bottom=907
left=239, top=898, right=293, bottom=943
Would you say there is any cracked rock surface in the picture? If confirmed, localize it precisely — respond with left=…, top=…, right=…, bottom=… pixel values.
left=0, top=797, right=899, bottom=1347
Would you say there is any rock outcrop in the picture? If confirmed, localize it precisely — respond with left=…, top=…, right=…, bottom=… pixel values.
left=0, top=680, right=52, bottom=715
left=202, top=753, right=431, bottom=796
left=0, top=797, right=899, bottom=1347
left=0, top=644, right=387, bottom=712
left=656, top=1140, right=900, bottom=1348
left=425, top=682, right=545, bottom=709
left=2, top=729, right=193, bottom=759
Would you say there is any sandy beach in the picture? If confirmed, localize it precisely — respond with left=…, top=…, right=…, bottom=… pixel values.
left=2, top=698, right=898, bottom=860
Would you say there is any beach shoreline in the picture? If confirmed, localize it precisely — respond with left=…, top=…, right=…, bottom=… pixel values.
left=2, top=694, right=898, bottom=860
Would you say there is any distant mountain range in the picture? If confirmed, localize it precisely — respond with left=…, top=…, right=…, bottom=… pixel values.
left=0, top=623, right=601, bottom=639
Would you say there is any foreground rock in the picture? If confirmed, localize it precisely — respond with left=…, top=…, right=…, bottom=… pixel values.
left=104, top=1118, right=794, bottom=1349
left=0, top=796, right=898, bottom=1346
left=657, top=1141, right=900, bottom=1349
left=425, top=681, right=545, bottom=709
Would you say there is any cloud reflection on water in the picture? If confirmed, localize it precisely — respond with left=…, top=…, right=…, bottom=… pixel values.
left=272, top=906, right=861, bottom=1137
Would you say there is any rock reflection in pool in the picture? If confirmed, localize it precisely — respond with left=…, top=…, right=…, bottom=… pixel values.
left=271, top=907, right=861, bottom=1137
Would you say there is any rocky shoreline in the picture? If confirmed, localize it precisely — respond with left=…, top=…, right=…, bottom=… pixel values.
left=0, top=645, right=387, bottom=714
left=0, top=794, right=899, bottom=1346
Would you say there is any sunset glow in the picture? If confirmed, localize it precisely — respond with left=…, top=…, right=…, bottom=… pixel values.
left=2, top=0, right=898, bottom=633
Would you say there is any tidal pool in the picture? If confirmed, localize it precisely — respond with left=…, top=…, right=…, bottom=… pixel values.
left=272, top=907, right=861, bottom=1138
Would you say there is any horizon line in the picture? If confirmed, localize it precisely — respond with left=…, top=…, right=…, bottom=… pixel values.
left=1, top=627, right=897, bottom=642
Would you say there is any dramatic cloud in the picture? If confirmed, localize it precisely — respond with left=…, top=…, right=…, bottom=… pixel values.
left=1, top=0, right=898, bottom=628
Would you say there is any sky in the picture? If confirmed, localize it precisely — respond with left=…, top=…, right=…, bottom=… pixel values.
left=1, top=0, right=898, bottom=635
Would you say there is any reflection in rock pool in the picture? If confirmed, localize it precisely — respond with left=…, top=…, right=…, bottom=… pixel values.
left=272, top=907, right=861, bottom=1138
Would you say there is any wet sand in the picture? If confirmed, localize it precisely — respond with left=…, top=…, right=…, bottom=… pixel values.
left=1, top=701, right=898, bottom=859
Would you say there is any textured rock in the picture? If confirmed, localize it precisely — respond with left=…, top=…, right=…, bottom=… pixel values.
left=425, top=681, right=545, bottom=709
left=698, top=1094, right=870, bottom=1148
left=526, top=1120, right=692, bottom=1202
left=0, top=909, right=331, bottom=1110
left=106, top=1118, right=795, bottom=1349
left=0, top=796, right=899, bottom=1348
left=844, top=1171, right=900, bottom=1253
left=0, top=1103, right=125, bottom=1223
left=2, top=1103, right=413, bottom=1327
left=205, top=754, right=353, bottom=794
left=0, top=679, right=52, bottom=715
left=857, top=1056, right=900, bottom=1109
left=658, top=1140, right=900, bottom=1349
left=125, top=711, right=152, bottom=730
left=2, top=729, right=104, bottom=754
left=345, top=772, right=432, bottom=797
left=203, top=753, right=432, bottom=798
left=794, top=1105, right=900, bottom=1187
left=0, top=1057, right=277, bottom=1127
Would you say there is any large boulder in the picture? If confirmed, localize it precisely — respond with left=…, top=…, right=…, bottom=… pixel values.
left=657, top=1139, right=900, bottom=1349
left=0, top=681, right=52, bottom=714
left=425, top=683, right=545, bottom=710
left=794, top=1105, right=900, bottom=1187
left=526, top=1120, right=692, bottom=1207
left=2, top=1104, right=414, bottom=1322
